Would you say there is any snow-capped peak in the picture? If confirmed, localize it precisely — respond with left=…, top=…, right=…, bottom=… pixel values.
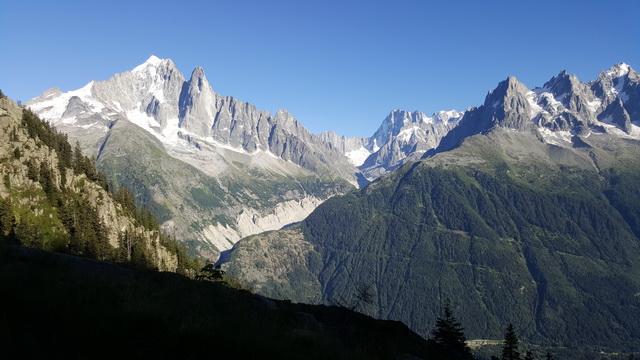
left=132, top=55, right=164, bottom=73
left=606, top=63, right=631, bottom=79
left=432, top=110, right=463, bottom=124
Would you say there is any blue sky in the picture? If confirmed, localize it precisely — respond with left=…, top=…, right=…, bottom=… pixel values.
left=1, top=0, right=639, bottom=137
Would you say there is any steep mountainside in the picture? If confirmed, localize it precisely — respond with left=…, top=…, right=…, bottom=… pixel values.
left=26, top=57, right=357, bottom=256
left=25, top=56, right=469, bottom=256
left=0, top=95, right=191, bottom=272
left=223, top=64, right=640, bottom=355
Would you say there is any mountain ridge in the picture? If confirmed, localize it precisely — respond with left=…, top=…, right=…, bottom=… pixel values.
left=24, top=56, right=465, bottom=255
left=25, top=58, right=639, bottom=260
left=27, top=56, right=360, bottom=255
left=222, top=62, right=640, bottom=356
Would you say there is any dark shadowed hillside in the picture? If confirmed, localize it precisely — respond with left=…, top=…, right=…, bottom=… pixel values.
left=0, top=244, right=445, bottom=360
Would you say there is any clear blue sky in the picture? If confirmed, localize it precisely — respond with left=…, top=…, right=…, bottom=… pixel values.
left=1, top=0, right=638, bottom=137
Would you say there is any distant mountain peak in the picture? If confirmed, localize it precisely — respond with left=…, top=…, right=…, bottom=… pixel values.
left=147, top=54, right=162, bottom=63
left=132, top=55, right=165, bottom=72
left=188, top=66, right=210, bottom=92
left=484, top=76, right=529, bottom=108
left=606, top=62, right=632, bottom=78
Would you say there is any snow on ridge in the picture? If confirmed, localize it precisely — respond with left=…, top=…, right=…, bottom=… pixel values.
left=120, top=109, right=282, bottom=164
left=148, top=82, right=165, bottom=103
left=27, top=81, right=104, bottom=123
left=122, top=109, right=220, bottom=155
left=432, top=109, right=462, bottom=123
left=539, top=127, right=572, bottom=146
left=586, top=99, right=602, bottom=112
left=126, top=106, right=162, bottom=133
left=526, top=91, right=544, bottom=119
left=597, top=121, right=640, bottom=140
left=345, top=147, right=372, bottom=166
left=606, top=63, right=631, bottom=78
left=132, top=55, right=163, bottom=73
left=371, top=139, right=380, bottom=152
left=398, top=126, right=421, bottom=142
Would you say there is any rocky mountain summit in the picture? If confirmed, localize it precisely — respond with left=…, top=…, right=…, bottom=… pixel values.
left=319, top=109, right=463, bottom=180
left=28, top=57, right=356, bottom=181
left=435, top=63, right=639, bottom=154
left=360, top=109, right=463, bottom=179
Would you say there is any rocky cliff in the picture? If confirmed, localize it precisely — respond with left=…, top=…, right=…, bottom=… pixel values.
left=0, top=95, right=184, bottom=271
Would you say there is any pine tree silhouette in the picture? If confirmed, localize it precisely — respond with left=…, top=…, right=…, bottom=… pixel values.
left=432, top=299, right=473, bottom=360
left=501, top=323, right=521, bottom=360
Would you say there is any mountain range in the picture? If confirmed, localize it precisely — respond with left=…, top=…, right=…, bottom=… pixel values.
left=221, top=63, right=640, bottom=356
left=26, top=56, right=462, bottom=256
left=2, top=91, right=462, bottom=360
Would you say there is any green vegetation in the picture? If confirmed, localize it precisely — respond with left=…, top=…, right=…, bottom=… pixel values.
left=500, top=324, right=521, bottom=360
left=432, top=299, right=473, bottom=360
left=266, top=161, right=640, bottom=353
left=0, top=102, right=197, bottom=274
left=196, top=262, right=226, bottom=281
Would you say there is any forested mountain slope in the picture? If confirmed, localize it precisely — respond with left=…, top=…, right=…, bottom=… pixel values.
left=0, top=93, right=192, bottom=271
left=223, top=67, right=640, bottom=356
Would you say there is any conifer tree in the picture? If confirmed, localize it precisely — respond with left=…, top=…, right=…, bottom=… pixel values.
left=73, top=141, right=84, bottom=175
left=26, top=160, right=39, bottom=182
left=501, top=323, right=521, bottom=360
left=0, top=198, right=16, bottom=241
left=39, top=161, right=56, bottom=201
left=15, top=218, right=42, bottom=249
left=432, top=299, right=473, bottom=360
